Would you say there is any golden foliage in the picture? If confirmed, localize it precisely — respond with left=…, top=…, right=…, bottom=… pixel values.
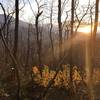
left=32, top=65, right=82, bottom=87
left=72, top=66, right=82, bottom=81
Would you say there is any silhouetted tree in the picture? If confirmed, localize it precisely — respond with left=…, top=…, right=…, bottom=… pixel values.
left=69, top=0, right=75, bottom=99
left=13, top=0, right=21, bottom=99
left=49, top=0, right=55, bottom=66
left=58, top=0, right=63, bottom=59
left=90, top=0, right=99, bottom=99
left=35, top=0, right=43, bottom=65
left=24, top=24, right=31, bottom=75
left=0, top=2, right=21, bottom=100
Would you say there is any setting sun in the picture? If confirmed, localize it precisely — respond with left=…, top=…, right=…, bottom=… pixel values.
left=0, top=0, right=100, bottom=100
left=78, top=25, right=91, bottom=34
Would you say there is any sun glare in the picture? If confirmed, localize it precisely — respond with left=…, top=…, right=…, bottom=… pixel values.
left=78, top=26, right=91, bottom=35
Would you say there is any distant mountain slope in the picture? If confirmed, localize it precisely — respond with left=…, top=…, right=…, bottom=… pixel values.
left=0, top=14, right=28, bottom=28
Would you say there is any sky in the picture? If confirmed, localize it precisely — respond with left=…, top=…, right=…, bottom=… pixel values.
left=21, top=0, right=96, bottom=23
left=0, top=0, right=99, bottom=23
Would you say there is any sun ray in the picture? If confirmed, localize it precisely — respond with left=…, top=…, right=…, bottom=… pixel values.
left=78, top=25, right=92, bottom=34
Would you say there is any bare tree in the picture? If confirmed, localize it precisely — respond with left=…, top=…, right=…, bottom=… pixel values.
left=0, top=2, right=21, bottom=100
left=35, top=0, right=43, bottom=65
left=4, top=0, right=25, bottom=65
left=49, top=0, right=55, bottom=66
left=74, top=0, right=90, bottom=33
left=92, top=0, right=99, bottom=51
left=90, top=0, right=99, bottom=99
left=58, top=0, right=63, bottom=59
left=69, top=0, right=75, bottom=99
left=13, top=0, right=21, bottom=99
left=24, top=24, right=31, bottom=75
left=70, top=0, right=74, bottom=74
left=5, top=12, right=15, bottom=64
left=13, top=0, right=19, bottom=59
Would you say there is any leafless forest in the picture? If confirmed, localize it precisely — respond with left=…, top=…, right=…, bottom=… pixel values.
left=0, top=0, right=100, bottom=100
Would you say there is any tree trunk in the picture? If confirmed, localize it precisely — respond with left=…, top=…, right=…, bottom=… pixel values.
left=50, top=0, right=55, bottom=66
left=35, top=11, right=43, bottom=65
left=14, top=0, right=21, bottom=100
left=89, top=0, right=99, bottom=99
left=24, top=24, right=30, bottom=75
left=69, top=0, right=75, bottom=99
left=13, top=0, right=19, bottom=59
left=58, top=0, right=62, bottom=59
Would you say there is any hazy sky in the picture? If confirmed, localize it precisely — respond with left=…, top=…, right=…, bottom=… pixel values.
left=0, top=0, right=99, bottom=23
left=21, top=0, right=96, bottom=22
